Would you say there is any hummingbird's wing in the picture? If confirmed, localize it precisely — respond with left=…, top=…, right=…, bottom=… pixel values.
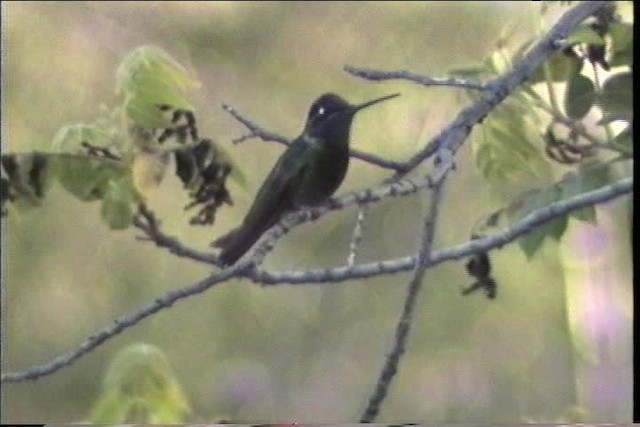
left=213, top=140, right=310, bottom=265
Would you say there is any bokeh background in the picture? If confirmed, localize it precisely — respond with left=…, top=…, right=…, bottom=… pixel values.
left=3, top=1, right=632, bottom=423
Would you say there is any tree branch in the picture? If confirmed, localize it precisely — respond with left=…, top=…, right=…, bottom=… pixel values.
left=344, top=66, right=489, bottom=91
left=365, top=0, right=612, bottom=175
left=2, top=0, right=617, bottom=386
left=347, top=205, right=369, bottom=268
left=254, top=176, right=632, bottom=285
left=133, top=172, right=434, bottom=273
left=360, top=175, right=448, bottom=422
left=2, top=176, right=631, bottom=383
left=1, top=261, right=252, bottom=383
left=133, top=202, right=219, bottom=265
left=221, top=103, right=407, bottom=172
left=238, top=174, right=436, bottom=268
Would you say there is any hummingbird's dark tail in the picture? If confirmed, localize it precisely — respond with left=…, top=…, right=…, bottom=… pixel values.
left=213, top=224, right=263, bottom=266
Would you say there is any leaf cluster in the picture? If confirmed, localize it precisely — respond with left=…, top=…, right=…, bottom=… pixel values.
left=2, top=46, right=236, bottom=229
left=451, top=4, right=633, bottom=258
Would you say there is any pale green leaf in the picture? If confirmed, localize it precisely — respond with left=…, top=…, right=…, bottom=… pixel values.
left=116, top=46, right=199, bottom=96
left=567, top=25, right=605, bottom=46
left=100, top=174, right=138, bottom=230
left=608, top=22, right=633, bottom=68
left=115, top=46, right=201, bottom=128
left=52, top=124, right=112, bottom=153
left=53, top=156, right=124, bottom=202
left=599, top=72, right=632, bottom=116
left=520, top=227, right=547, bottom=259
left=90, top=343, right=191, bottom=424
left=529, top=50, right=583, bottom=84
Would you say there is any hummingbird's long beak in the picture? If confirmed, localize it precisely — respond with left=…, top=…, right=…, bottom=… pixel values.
left=352, top=93, right=401, bottom=113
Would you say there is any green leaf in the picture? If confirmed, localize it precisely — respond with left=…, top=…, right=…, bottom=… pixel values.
left=89, top=388, right=130, bottom=424
left=89, top=343, right=191, bottom=424
left=52, top=124, right=112, bottom=153
left=502, top=184, right=563, bottom=259
left=124, top=97, right=173, bottom=129
left=100, top=174, right=137, bottom=230
left=504, top=171, right=610, bottom=258
left=53, top=156, right=123, bottom=202
left=491, top=116, right=543, bottom=159
left=471, top=100, right=550, bottom=184
left=499, top=89, right=540, bottom=119
left=608, top=22, right=633, bottom=68
left=486, top=50, right=510, bottom=75
left=546, top=215, right=568, bottom=241
left=557, top=159, right=633, bottom=224
left=566, top=25, right=605, bottom=47
left=520, top=227, right=547, bottom=259
left=544, top=161, right=613, bottom=226
left=577, top=161, right=615, bottom=184
left=529, top=50, right=583, bottom=84
left=474, top=141, right=494, bottom=178
left=570, top=206, right=597, bottom=224
left=599, top=72, right=632, bottom=116
left=564, top=74, right=595, bottom=119
left=559, top=163, right=609, bottom=196
left=123, top=72, right=196, bottom=129
left=130, top=73, right=194, bottom=109
left=115, top=46, right=200, bottom=128
left=50, top=123, right=141, bottom=218
left=116, top=46, right=200, bottom=96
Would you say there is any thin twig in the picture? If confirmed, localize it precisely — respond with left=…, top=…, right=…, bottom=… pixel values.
left=241, top=174, right=435, bottom=267
left=391, top=1, right=611, bottom=174
left=1, top=176, right=631, bottom=383
left=221, top=103, right=408, bottom=172
left=133, top=173, right=434, bottom=272
left=347, top=205, right=369, bottom=267
left=222, top=103, right=290, bottom=145
left=0, top=261, right=252, bottom=383
left=255, top=176, right=633, bottom=285
left=1, top=0, right=614, bottom=386
left=537, top=100, right=603, bottom=146
left=361, top=173, right=447, bottom=422
left=133, top=203, right=219, bottom=265
left=344, top=66, right=489, bottom=91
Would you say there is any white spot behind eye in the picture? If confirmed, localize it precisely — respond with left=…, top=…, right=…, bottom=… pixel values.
left=318, top=107, right=325, bottom=116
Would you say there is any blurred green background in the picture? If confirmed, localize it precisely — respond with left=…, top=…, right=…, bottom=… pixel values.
left=3, top=1, right=632, bottom=423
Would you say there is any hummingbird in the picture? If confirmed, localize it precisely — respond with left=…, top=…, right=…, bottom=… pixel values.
left=213, top=92, right=400, bottom=266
